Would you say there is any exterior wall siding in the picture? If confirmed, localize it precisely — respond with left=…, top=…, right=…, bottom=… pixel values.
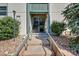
left=7, top=3, right=27, bottom=36
left=49, top=3, right=68, bottom=25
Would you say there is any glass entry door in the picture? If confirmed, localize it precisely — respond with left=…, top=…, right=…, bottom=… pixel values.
left=32, top=16, right=45, bottom=33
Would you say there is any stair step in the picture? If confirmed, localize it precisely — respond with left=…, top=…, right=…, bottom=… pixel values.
left=24, top=46, right=45, bottom=56
left=27, top=39, right=42, bottom=45
left=19, top=35, right=53, bottom=56
left=27, top=37, right=49, bottom=46
left=27, top=42, right=49, bottom=46
left=43, top=46, right=54, bottom=56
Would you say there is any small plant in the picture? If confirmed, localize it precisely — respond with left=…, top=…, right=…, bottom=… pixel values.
left=51, top=21, right=65, bottom=36
left=70, top=43, right=79, bottom=53
left=69, top=36, right=79, bottom=53
left=40, top=25, right=44, bottom=32
left=0, top=16, right=20, bottom=40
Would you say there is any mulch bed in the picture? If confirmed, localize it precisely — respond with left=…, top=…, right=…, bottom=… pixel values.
left=0, top=38, right=22, bottom=56
left=52, top=36, right=79, bottom=56
left=0, top=35, right=79, bottom=56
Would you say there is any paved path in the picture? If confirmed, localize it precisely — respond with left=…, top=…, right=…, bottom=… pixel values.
left=21, top=35, right=54, bottom=56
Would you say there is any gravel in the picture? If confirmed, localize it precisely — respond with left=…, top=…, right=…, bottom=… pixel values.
left=52, top=36, right=79, bottom=56
left=0, top=38, right=22, bottom=56
left=0, top=35, right=79, bottom=56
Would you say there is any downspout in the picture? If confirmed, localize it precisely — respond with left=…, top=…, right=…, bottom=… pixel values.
left=26, top=3, right=32, bottom=40
left=26, top=3, right=29, bottom=35
left=48, top=3, right=51, bottom=34
left=7, top=3, right=8, bottom=16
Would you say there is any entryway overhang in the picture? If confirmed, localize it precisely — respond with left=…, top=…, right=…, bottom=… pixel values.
left=28, top=3, right=49, bottom=13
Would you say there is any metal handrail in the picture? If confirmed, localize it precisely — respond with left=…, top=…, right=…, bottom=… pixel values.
left=12, top=34, right=29, bottom=56
left=9, top=32, right=65, bottom=56
left=46, top=32, right=65, bottom=56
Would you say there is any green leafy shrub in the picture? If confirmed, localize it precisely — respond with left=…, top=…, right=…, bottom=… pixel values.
left=69, top=36, right=79, bottom=53
left=62, top=3, right=79, bottom=35
left=70, top=43, right=79, bottom=53
left=40, top=25, right=44, bottom=32
left=0, top=16, right=20, bottom=40
left=62, top=3, right=79, bottom=53
left=51, top=21, right=65, bottom=36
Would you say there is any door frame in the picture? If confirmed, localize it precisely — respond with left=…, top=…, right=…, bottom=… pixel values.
left=31, top=15, right=46, bottom=34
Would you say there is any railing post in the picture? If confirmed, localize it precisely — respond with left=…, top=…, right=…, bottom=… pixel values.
left=13, top=10, right=16, bottom=41
left=24, top=36, right=28, bottom=50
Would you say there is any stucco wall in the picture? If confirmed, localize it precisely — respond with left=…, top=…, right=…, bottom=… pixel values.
left=49, top=3, right=68, bottom=25
left=7, top=3, right=27, bottom=36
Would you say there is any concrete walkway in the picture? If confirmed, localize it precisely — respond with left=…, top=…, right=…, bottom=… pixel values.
left=22, top=35, right=54, bottom=56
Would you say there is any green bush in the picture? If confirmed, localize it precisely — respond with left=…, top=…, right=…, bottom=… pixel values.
left=51, top=21, right=65, bottom=36
left=62, top=3, right=79, bottom=53
left=69, top=36, right=79, bottom=53
left=62, top=3, right=79, bottom=36
left=0, top=16, right=20, bottom=40
left=40, top=25, right=44, bottom=32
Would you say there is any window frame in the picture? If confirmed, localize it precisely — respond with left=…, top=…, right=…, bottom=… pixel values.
left=0, top=6, right=7, bottom=16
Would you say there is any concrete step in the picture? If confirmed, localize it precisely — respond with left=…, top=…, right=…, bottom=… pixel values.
left=43, top=46, right=54, bottom=56
left=24, top=46, right=53, bottom=56
left=24, top=46, right=45, bottom=56
left=32, top=33, right=48, bottom=37
left=27, top=38, right=42, bottom=45
left=27, top=37, right=49, bottom=46
left=19, top=35, right=54, bottom=56
left=19, top=45, right=54, bottom=56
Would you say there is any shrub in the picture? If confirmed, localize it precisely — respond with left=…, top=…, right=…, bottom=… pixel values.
left=69, top=36, right=79, bottom=53
left=62, top=3, right=79, bottom=53
left=0, top=16, right=20, bottom=40
left=51, top=21, right=65, bottom=36
left=40, top=25, right=44, bottom=32
left=62, top=3, right=79, bottom=36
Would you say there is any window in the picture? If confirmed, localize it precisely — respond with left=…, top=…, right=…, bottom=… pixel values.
left=29, top=3, right=48, bottom=12
left=0, top=6, right=7, bottom=15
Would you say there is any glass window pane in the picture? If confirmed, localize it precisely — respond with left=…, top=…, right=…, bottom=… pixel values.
left=0, top=6, right=7, bottom=15
left=0, top=12, right=7, bottom=15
